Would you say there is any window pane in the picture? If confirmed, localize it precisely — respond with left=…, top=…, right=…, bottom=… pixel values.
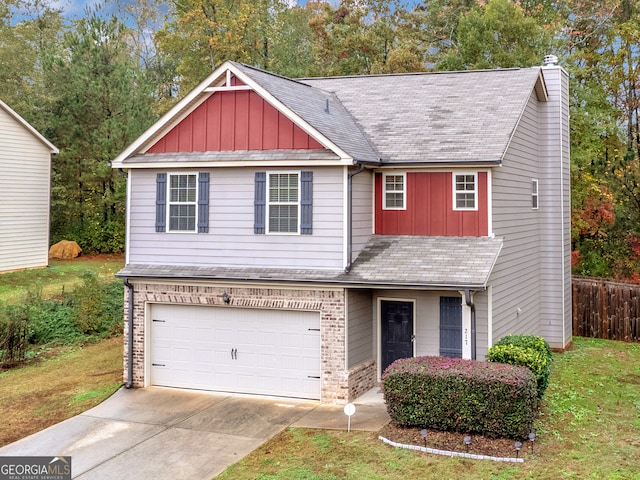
left=269, top=205, right=298, bottom=233
left=456, top=193, right=475, bottom=209
left=385, top=175, right=403, bottom=191
left=170, top=174, right=196, bottom=202
left=169, top=204, right=196, bottom=231
left=269, top=173, right=299, bottom=203
left=386, top=192, right=403, bottom=208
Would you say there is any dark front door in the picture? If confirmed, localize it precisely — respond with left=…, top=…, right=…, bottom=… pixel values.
left=440, top=296, right=462, bottom=358
left=380, top=300, right=414, bottom=373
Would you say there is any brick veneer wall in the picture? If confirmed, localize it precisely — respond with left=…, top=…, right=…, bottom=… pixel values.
left=122, top=281, right=373, bottom=404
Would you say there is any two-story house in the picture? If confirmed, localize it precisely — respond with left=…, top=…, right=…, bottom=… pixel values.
left=112, top=59, right=570, bottom=404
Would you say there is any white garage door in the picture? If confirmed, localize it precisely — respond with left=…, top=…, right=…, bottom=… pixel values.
left=150, top=304, right=321, bottom=400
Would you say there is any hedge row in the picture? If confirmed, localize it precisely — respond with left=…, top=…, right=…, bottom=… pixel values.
left=382, top=356, right=537, bottom=439
left=487, top=335, right=553, bottom=398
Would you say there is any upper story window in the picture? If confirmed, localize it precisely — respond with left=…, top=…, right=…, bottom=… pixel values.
left=532, top=179, right=539, bottom=209
left=168, top=174, right=197, bottom=231
left=268, top=172, right=300, bottom=233
left=383, top=173, right=406, bottom=210
left=155, top=172, right=209, bottom=233
left=453, top=173, right=477, bottom=210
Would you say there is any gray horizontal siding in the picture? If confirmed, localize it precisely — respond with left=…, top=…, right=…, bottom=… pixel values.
left=538, top=67, right=571, bottom=348
left=490, top=90, right=542, bottom=343
left=0, top=107, right=51, bottom=272
left=351, top=169, right=373, bottom=260
left=128, top=167, right=345, bottom=269
left=473, top=290, right=489, bottom=360
left=347, top=289, right=374, bottom=368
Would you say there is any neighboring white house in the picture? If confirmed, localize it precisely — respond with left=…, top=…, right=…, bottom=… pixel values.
left=0, top=99, right=58, bottom=273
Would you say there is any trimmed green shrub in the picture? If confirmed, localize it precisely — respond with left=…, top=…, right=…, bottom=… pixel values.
left=487, top=335, right=552, bottom=398
left=382, top=356, right=538, bottom=439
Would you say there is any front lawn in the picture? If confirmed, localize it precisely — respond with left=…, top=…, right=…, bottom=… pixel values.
left=219, top=337, right=640, bottom=479
left=0, top=254, right=124, bottom=304
left=0, top=336, right=123, bottom=447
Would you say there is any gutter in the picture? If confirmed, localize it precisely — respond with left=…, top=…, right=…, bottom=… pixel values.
left=123, top=278, right=134, bottom=388
left=464, top=288, right=477, bottom=360
left=345, top=164, right=366, bottom=273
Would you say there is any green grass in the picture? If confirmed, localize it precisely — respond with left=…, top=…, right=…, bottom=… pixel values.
left=219, top=337, right=640, bottom=480
left=0, top=255, right=124, bottom=304
left=0, top=337, right=123, bottom=447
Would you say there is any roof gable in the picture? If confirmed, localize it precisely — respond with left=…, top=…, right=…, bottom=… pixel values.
left=112, top=61, right=371, bottom=168
left=146, top=89, right=324, bottom=153
left=0, top=99, right=58, bottom=154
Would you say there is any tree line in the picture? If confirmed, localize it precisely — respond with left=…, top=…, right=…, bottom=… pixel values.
left=1, top=0, right=638, bottom=279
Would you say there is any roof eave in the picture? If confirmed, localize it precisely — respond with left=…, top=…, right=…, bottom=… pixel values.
left=115, top=270, right=487, bottom=290
left=376, top=159, right=502, bottom=168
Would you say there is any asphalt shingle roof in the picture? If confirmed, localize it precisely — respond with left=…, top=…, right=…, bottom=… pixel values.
left=346, top=235, right=503, bottom=287
left=300, top=68, right=544, bottom=164
left=232, top=62, right=380, bottom=163
left=118, top=236, right=502, bottom=289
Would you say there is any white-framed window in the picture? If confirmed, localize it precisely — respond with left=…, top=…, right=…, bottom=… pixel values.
left=383, top=172, right=406, bottom=210
left=268, top=172, right=300, bottom=233
left=168, top=173, right=197, bottom=231
left=453, top=172, right=477, bottom=210
left=532, top=179, right=539, bottom=209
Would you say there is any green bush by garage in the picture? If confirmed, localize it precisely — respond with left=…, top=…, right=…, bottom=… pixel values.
left=382, top=356, right=538, bottom=439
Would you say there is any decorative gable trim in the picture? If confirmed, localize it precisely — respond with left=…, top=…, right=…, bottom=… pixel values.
left=111, top=61, right=353, bottom=168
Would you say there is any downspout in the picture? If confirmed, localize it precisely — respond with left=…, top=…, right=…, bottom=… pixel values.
left=464, top=288, right=477, bottom=360
left=123, top=278, right=134, bottom=388
left=345, top=163, right=366, bottom=273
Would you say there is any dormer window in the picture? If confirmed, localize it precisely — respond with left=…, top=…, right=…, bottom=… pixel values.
left=383, top=173, right=406, bottom=210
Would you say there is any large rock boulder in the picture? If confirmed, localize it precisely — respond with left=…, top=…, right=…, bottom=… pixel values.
left=49, top=240, right=82, bottom=259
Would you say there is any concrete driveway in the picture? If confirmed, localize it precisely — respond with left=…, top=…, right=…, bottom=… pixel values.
left=0, top=387, right=389, bottom=479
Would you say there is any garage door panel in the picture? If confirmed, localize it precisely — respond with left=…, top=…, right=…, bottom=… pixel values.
left=151, top=304, right=321, bottom=399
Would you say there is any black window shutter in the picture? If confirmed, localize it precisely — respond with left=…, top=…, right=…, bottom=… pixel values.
left=155, top=173, right=167, bottom=232
left=301, top=171, right=313, bottom=235
left=254, top=172, right=266, bottom=234
left=198, top=172, right=209, bottom=233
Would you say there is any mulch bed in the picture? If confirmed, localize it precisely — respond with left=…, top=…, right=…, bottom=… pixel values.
left=378, top=423, right=535, bottom=459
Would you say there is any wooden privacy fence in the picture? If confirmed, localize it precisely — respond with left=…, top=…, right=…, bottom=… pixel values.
left=573, top=277, right=640, bottom=342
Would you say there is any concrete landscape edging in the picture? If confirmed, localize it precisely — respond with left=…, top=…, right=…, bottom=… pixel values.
left=378, top=436, right=525, bottom=463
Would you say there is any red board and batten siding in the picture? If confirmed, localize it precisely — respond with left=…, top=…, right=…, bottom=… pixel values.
left=147, top=90, right=324, bottom=153
left=375, top=172, right=488, bottom=236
